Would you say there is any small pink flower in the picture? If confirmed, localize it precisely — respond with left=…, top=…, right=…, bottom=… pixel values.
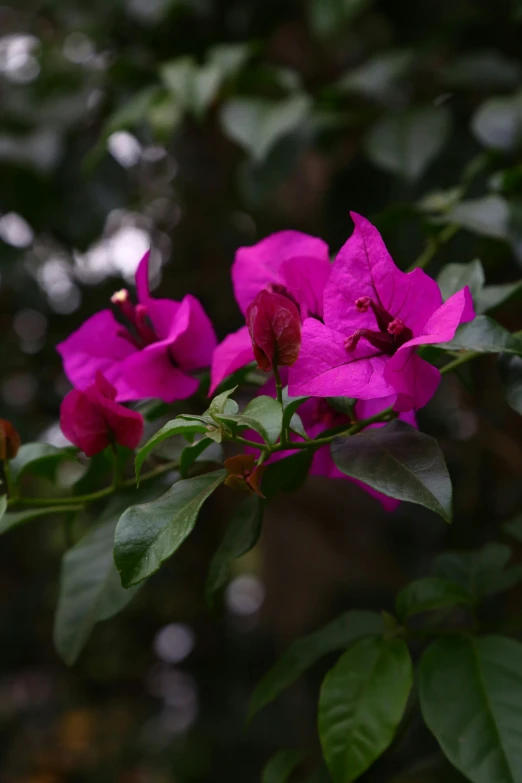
left=60, top=372, right=144, bottom=457
left=210, top=231, right=330, bottom=392
left=246, top=290, right=302, bottom=372
left=289, top=213, right=475, bottom=410
left=57, top=252, right=216, bottom=402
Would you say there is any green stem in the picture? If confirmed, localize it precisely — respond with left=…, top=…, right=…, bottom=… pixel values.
left=8, top=459, right=179, bottom=510
left=408, top=224, right=459, bottom=272
left=440, top=351, right=479, bottom=375
left=273, top=365, right=283, bottom=407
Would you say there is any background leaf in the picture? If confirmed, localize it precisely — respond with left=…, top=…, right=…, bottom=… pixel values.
left=437, top=260, right=485, bottom=304
left=9, top=443, right=79, bottom=485
left=395, top=577, right=473, bottom=620
left=433, top=543, right=522, bottom=599
left=500, top=354, right=522, bottom=415
left=115, top=470, right=226, bottom=587
left=249, top=611, right=383, bottom=719
left=439, top=316, right=522, bottom=355
left=331, top=421, right=453, bottom=522
left=206, top=495, right=263, bottom=605
left=262, top=749, right=305, bottom=783
left=54, top=509, right=141, bottom=665
left=318, top=637, right=413, bottom=782
left=365, top=106, right=450, bottom=182
left=0, top=504, right=82, bottom=535
left=447, top=196, right=510, bottom=240
left=420, top=635, right=522, bottom=783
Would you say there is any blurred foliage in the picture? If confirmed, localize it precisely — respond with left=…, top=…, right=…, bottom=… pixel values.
left=2, top=0, right=522, bottom=781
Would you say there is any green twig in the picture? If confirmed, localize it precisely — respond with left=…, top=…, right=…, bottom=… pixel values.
left=440, top=351, right=479, bottom=375
left=408, top=224, right=459, bottom=272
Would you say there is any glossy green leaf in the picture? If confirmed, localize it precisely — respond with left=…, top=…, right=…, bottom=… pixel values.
left=115, top=470, right=226, bottom=587
left=206, top=386, right=238, bottom=419
left=219, top=95, right=312, bottom=161
left=433, top=543, right=522, bottom=599
left=331, top=421, right=452, bottom=523
left=439, top=316, right=522, bottom=355
left=262, top=749, right=305, bottom=783
left=500, top=354, right=522, bottom=415
left=282, top=388, right=309, bottom=436
left=135, top=418, right=209, bottom=483
left=261, top=450, right=313, bottom=498
left=420, top=635, right=522, bottom=783
left=180, top=437, right=216, bottom=478
left=447, top=196, right=510, bottom=240
left=472, top=92, right=522, bottom=151
left=395, top=577, right=473, bottom=621
left=437, top=260, right=485, bottom=304
left=217, top=396, right=283, bottom=445
left=249, top=611, right=383, bottom=719
left=54, top=513, right=141, bottom=665
left=477, top=282, right=522, bottom=314
left=0, top=504, right=82, bottom=535
left=365, top=106, right=450, bottom=182
left=319, top=637, right=413, bottom=782
left=206, top=495, right=263, bottom=605
left=9, top=443, right=79, bottom=485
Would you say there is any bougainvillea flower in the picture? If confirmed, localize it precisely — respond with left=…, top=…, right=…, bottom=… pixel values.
left=60, top=372, right=144, bottom=457
left=57, top=251, right=217, bottom=402
left=210, top=231, right=330, bottom=393
left=289, top=213, right=475, bottom=410
left=246, top=289, right=302, bottom=372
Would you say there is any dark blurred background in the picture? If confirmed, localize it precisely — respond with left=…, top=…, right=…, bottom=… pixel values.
left=2, top=0, right=522, bottom=780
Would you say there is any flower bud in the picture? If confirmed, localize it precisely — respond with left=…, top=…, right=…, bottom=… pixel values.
left=224, top=454, right=266, bottom=498
left=0, top=419, right=21, bottom=461
left=246, top=290, right=301, bottom=372
left=60, top=372, right=144, bottom=457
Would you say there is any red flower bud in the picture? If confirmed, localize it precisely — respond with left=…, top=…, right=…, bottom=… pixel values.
left=60, top=372, right=144, bottom=457
left=246, top=290, right=301, bottom=372
left=0, top=419, right=21, bottom=461
left=224, top=454, right=266, bottom=498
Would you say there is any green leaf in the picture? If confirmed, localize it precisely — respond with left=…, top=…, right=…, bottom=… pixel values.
left=135, top=418, right=210, bottom=482
left=420, top=635, right=522, bottom=783
left=179, top=437, right=217, bottom=478
left=282, top=388, right=309, bottom=437
left=477, top=282, right=522, bottom=314
left=447, top=195, right=510, bottom=240
left=395, top=577, right=473, bottom=621
left=206, top=386, right=239, bottom=419
left=337, top=50, right=413, bottom=101
left=54, top=514, right=141, bottom=665
left=441, top=52, right=522, bottom=90
left=0, top=495, right=6, bottom=523
left=433, top=543, right=522, bottom=599
left=261, top=450, right=314, bottom=498
left=206, top=495, right=263, bottom=605
left=439, top=315, right=522, bottom=355
left=9, top=443, right=79, bottom=485
left=249, top=611, right=383, bottom=719
left=0, top=504, right=82, bottom=535
left=115, top=470, right=226, bottom=587
left=472, top=92, right=522, bottom=152
left=365, top=106, right=450, bottom=182
left=217, top=396, right=283, bottom=445
left=262, top=749, right=305, bottom=783
left=500, top=354, right=522, bottom=415
left=319, top=637, right=413, bottom=783
left=437, top=260, right=485, bottom=304
left=219, top=95, right=312, bottom=161
left=104, top=86, right=164, bottom=135
left=207, top=42, right=251, bottom=79
left=160, top=57, right=222, bottom=117
left=307, top=0, right=373, bottom=38
left=331, top=421, right=452, bottom=523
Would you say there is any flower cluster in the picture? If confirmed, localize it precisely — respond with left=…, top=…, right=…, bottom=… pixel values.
left=57, top=213, right=475, bottom=509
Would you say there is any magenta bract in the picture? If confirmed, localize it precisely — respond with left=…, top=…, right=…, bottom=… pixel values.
left=210, top=230, right=330, bottom=392
left=57, top=252, right=217, bottom=402
left=60, top=372, right=144, bottom=457
left=289, top=213, right=475, bottom=410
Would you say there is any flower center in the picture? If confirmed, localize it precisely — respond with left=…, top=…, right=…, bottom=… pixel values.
left=345, top=297, right=413, bottom=355
left=111, top=289, right=158, bottom=349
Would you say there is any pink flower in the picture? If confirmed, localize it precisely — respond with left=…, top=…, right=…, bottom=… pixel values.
left=210, top=231, right=330, bottom=393
left=289, top=213, right=475, bottom=410
left=60, top=372, right=144, bottom=457
left=246, top=290, right=302, bottom=372
left=57, top=252, right=216, bottom=402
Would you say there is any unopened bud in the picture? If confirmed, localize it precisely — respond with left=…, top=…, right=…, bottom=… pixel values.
left=246, top=289, right=301, bottom=372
